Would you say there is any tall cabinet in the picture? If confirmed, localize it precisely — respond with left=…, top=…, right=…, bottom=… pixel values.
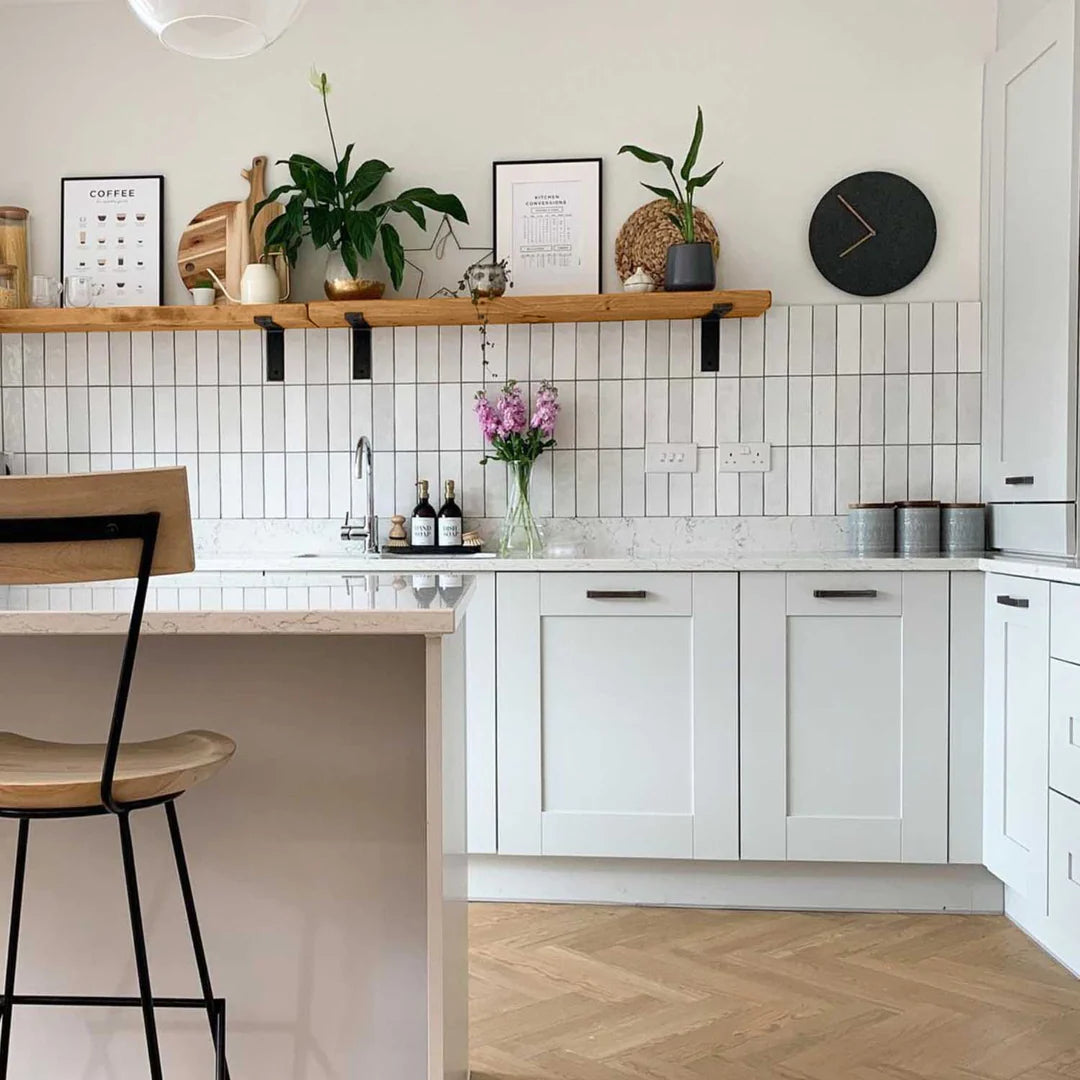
left=983, top=0, right=1079, bottom=551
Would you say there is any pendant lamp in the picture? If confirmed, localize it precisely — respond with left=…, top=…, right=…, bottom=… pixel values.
left=126, top=0, right=306, bottom=59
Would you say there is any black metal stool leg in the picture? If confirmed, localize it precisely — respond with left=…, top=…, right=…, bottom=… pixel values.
left=118, top=811, right=163, bottom=1080
left=0, top=819, right=29, bottom=1080
left=165, top=801, right=229, bottom=1079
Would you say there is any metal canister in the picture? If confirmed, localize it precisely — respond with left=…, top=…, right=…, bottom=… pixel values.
left=847, top=503, right=895, bottom=555
left=895, top=501, right=942, bottom=556
left=941, top=503, right=986, bottom=554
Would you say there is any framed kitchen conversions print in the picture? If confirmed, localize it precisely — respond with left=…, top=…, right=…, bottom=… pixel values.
left=61, top=175, right=164, bottom=306
left=493, top=159, right=602, bottom=295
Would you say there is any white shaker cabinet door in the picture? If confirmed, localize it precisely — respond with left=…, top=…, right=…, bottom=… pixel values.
left=741, top=573, right=949, bottom=863
left=983, top=574, right=1050, bottom=911
left=983, top=0, right=1079, bottom=502
left=495, top=573, right=738, bottom=860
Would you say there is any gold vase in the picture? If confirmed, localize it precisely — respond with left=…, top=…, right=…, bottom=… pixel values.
left=324, top=249, right=385, bottom=301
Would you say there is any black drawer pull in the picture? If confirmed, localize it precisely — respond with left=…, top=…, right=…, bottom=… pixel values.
left=996, top=595, right=1030, bottom=608
left=813, top=589, right=878, bottom=599
left=1005, top=475, right=1035, bottom=485
left=586, top=590, right=649, bottom=600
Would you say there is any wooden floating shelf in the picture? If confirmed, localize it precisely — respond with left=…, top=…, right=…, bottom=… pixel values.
left=0, top=291, right=770, bottom=336
left=0, top=303, right=314, bottom=334
left=308, top=290, right=772, bottom=329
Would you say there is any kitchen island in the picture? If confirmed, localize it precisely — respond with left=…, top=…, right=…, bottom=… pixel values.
left=0, top=571, right=473, bottom=1080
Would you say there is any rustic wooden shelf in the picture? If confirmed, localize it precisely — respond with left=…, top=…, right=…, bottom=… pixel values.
left=0, top=303, right=313, bottom=334
left=307, top=290, right=772, bottom=329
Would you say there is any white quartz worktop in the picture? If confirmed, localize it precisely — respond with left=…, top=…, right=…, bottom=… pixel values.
left=979, top=553, right=1080, bottom=586
left=197, top=551, right=985, bottom=573
left=0, top=570, right=474, bottom=635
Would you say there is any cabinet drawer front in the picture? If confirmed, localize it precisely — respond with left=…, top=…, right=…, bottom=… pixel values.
left=986, top=573, right=1050, bottom=628
left=539, top=573, right=693, bottom=617
left=1049, top=791, right=1080, bottom=930
left=1051, top=660, right=1080, bottom=804
left=786, top=573, right=901, bottom=616
left=1052, top=583, right=1080, bottom=663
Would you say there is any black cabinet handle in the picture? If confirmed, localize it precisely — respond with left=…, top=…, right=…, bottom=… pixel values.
left=813, top=589, right=878, bottom=599
left=586, top=590, right=649, bottom=600
left=996, top=595, right=1030, bottom=608
left=1005, top=476, right=1035, bottom=485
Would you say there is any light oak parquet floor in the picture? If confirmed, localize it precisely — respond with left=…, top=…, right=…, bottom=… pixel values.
left=469, top=904, right=1080, bottom=1080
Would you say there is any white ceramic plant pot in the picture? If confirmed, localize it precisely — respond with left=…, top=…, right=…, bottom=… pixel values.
left=190, top=287, right=216, bottom=307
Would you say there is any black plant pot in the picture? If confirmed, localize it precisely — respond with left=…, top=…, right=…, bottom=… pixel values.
left=665, top=241, right=716, bottom=292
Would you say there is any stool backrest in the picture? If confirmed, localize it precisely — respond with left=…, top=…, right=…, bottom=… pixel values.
left=0, top=468, right=194, bottom=585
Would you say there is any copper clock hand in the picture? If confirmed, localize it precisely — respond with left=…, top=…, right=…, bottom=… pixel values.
left=837, top=194, right=876, bottom=235
left=839, top=231, right=876, bottom=258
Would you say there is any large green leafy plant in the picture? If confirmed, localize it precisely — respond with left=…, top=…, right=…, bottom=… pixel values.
left=618, top=107, right=723, bottom=244
left=254, top=69, right=468, bottom=289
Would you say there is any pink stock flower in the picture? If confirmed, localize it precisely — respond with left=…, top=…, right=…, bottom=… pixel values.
left=473, top=391, right=501, bottom=441
left=495, top=381, right=528, bottom=437
left=530, top=381, right=560, bottom=438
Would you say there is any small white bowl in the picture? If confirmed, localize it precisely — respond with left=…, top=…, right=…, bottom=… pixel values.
left=190, top=287, right=216, bottom=307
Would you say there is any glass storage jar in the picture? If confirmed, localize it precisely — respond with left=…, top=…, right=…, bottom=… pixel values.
left=0, top=265, right=18, bottom=309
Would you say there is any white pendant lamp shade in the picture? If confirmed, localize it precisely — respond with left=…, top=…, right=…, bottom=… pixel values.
left=126, top=0, right=307, bottom=59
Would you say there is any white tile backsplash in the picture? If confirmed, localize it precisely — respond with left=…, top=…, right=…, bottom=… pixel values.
left=0, top=303, right=981, bottom=523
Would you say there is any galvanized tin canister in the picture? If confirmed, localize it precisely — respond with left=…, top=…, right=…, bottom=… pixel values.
left=896, top=501, right=941, bottom=556
left=847, top=503, right=896, bottom=555
left=941, top=503, right=986, bottom=554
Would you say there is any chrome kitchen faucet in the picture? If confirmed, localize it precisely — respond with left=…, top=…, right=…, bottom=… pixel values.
left=341, top=436, right=379, bottom=553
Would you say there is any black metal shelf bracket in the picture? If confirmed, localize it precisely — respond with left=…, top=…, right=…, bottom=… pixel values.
left=253, top=316, right=285, bottom=382
left=700, top=302, right=734, bottom=373
left=344, top=312, right=373, bottom=380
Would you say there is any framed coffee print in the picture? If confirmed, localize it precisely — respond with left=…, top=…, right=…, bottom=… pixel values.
left=493, top=158, right=602, bottom=295
left=61, top=175, right=164, bottom=307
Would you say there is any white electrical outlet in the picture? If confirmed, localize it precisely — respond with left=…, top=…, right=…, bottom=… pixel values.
left=716, top=442, right=771, bottom=472
left=645, top=442, right=698, bottom=473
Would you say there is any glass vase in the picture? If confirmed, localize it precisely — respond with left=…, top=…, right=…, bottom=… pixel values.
left=500, top=460, right=545, bottom=558
left=323, top=248, right=385, bottom=301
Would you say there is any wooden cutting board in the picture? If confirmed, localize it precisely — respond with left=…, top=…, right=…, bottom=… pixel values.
left=177, top=156, right=285, bottom=301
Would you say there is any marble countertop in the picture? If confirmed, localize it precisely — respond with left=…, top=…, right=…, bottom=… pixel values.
left=0, top=570, right=475, bottom=635
left=979, top=553, right=1080, bottom=586
left=197, top=551, right=985, bottom=573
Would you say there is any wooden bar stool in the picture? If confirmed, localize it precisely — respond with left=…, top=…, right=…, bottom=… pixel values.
left=0, top=468, right=235, bottom=1079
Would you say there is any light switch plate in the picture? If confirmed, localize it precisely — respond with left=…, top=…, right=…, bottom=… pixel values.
left=645, top=442, right=698, bottom=473
left=716, top=442, right=771, bottom=472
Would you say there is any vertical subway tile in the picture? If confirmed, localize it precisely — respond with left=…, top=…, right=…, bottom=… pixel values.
left=932, top=373, right=957, bottom=443
left=810, top=376, right=835, bottom=445
left=788, top=306, right=812, bottom=375
left=22, top=336, right=44, bottom=386
left=884, top=445, right=909, bottom=501
left=764, top=306, right=789, bottom=375
left=645, top=320, right=669, bottom=378
left=393, top=383, right=417, bottom=451
left=131, top=333, right=153, bottom=386
left=740, top=316, right=764, bottom=377
left=439, top=326, right=463, bottom=383
left=284, top=330, right=306, bottom=384
left=884, top=304, right=908, bottom=373
left=719, top=319, right=741, bottom=376
left=328, top=386, right=349, bottom=450
left=45, top=388, right=67, bottom=453
left=372, top=384, right=395, bottom=448
left=716, top=378, right=739, bottom=443
left=599, top=321, right=623, bottom=380
left=835, top=375, right=860, bottom=445
left=394, top=327, right=417, bottom=382
left=132, top=387, right=153, bottom=452
left=553, top=450, right=577, bottom=517
left=66, top=334, right=89, bottom=386
left=764, top=376, right=788, bottom=444
left=957, top=373, right=981, bottom=444
left=622, top=379, right=645, bottom=448
left=263, top=385, right=285, bottom=451
left=669, top=379, right=692, bottom=443
left=220, top=453, right=243, bottom=518
left=692, top=377, right=717, bottom=446
left=439, top=383, right=462, bottom=450
left=372, top=451, right=396, bottom=516
left=621, top=449, right=645, bottom=517
left=302, top=329, right=326, bottom=383
left=506, top=324, right=530, bottom=382
left=859, top=446, right=885, bottom=503
left=835, top=445, right=860, bottom=511
left=349, top=382, right=372, bottom=447
left=151, top=332, right=173, bottom=385
left=242, top=453, right=265, bottom=517
left=461, top=383, right=484, bottom=451
left=956, top=444, right=981, bottom=502
left=645, top=471, right=669, bottom=517
left=622, top=321, right=646, bottom=379
left=932, top=445, right=957, bottom=502
left=174, top=331, right=196, bottom=385
left=599, top=449, right=622, bottom=516
left=787, top=376, right=811, bottom=445
left=86, top=388, right=109, bottom=453
left=739, top=474, right=764, bottom=516
left=177, top=454, right=198, bottom=510
left=786, top=446, right=812, bottom=515
left=908, top=445, right=933, bottom=500
left=716, top=470, right=739, bottom=516
left=908, top=374, right=933, bottom=444
left=812, top=305, right=836, bottom=374
left=371, top=328, right=394, bottom=383
left=239, top=331, right=262, bottom=385
left=175, top=387, right=197, bottom=453
left=530, top=324, right=554, bottom=382
left=576, top=450, right=599, bottom=516
left=110, top=387, right=133, bottom=453
left=307, top=453, right=330, bottom=517
left=933, top=302, right=958, bottom=372
left=860, top=304, right=885, bottom=373
left=740, top=378, right=764, bottom=442
left=670, top=320, right=693, bottom=378
left=241, top=386, right=263, bottom=451
left=196, top=387, right=219, bottom=452
left=599, top=380, right=622, bottom=448
left=958, top=302, right=982, bottom=372
left=763, top=446, right=787, bottom=516
left=416, top=384, right=439, bottom=451
left=2, top=334, right=23, bottom=385
left=693, top=447, right=717, bottom=515
left=284, top=385, right=307, bottom=451
left=327, top=329, right=350, bottom=384
left=484, top=457, right=507, bottom=518
left=45, top=335, right=67, bottom=386
left=669, top=473, right=693, bottom=516
left=811, top=446, right=835, bottom=514
left=67, top=387, right=89, bottom=453
left=306, top=384, right=329, bottom=452
left=836, top=305, right=861, bottom=374
left=552, top=323, right=577, bottom=381
left=859, top=375, right=884, bottom=443
left=196, top=330, right=218, bottom=384
left=416, top=326, right=439, bottom=382
left=529, top=453, right=553, bottom=518
left=575, top=323, right=599, bottom=380
left=217, top=331, right=240, bottom=385
left=462, top=454, right=486, bottom=518
left=884, top=374, right=908, bottom=445
left=555, top=383, right=576, bottom=448
left=644, top=379, right=668, bottom=444
left=908, top=303, right=933, bottom=374
left=198, top=454, right=221, bottom=518
left=285, top=452, right=308, bottom=517
left=152, top=387, right=175, bottom=453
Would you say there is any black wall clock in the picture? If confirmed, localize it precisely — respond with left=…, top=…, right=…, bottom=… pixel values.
left=808, top=171, right=936, bottom=296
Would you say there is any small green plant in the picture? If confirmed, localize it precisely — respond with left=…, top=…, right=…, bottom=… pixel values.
left=193, top=276, right=215, bottom=290
left=252, top=68, right=468, bottom=288
left=618, top=107, right=723, bottom=244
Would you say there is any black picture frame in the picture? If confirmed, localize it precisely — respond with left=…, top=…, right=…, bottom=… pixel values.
left=60, top=174, right=165, bottom=307
left=493, top=158, right=603, bottom=295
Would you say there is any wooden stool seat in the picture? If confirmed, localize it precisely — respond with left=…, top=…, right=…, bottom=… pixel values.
left=0, top=731, right=236, bottom=811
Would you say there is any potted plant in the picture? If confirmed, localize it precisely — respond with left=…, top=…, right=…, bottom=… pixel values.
left=253, top=69, right=469, bottom=300
left=619, top=107, right=723, bottom=291
left=190, top=276, right=216, bottom=306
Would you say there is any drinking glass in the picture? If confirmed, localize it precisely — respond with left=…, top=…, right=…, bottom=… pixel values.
left=64, top=275, right=103, bottom=308
left=30, top=275, right=62, bottom=308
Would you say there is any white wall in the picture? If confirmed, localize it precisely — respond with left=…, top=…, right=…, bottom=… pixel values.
left=998, top=0, right=1052, bottom=44
left=3, top=0, right=995, bottom=304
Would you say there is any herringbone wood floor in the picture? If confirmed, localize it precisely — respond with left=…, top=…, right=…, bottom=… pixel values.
left=470, top=904, right=1080, bottom=1080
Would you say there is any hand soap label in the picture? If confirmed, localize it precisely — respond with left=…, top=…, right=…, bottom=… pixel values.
left=438, top=517, right=462, bottom=547
left=411, top=516, right=436, bottom=547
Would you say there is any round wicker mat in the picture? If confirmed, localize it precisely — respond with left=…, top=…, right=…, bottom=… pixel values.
left=614, top=199, right=719, bottom=288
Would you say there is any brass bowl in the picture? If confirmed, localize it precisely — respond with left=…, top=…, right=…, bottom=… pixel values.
left=324, top=278, right=386, bottom=302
